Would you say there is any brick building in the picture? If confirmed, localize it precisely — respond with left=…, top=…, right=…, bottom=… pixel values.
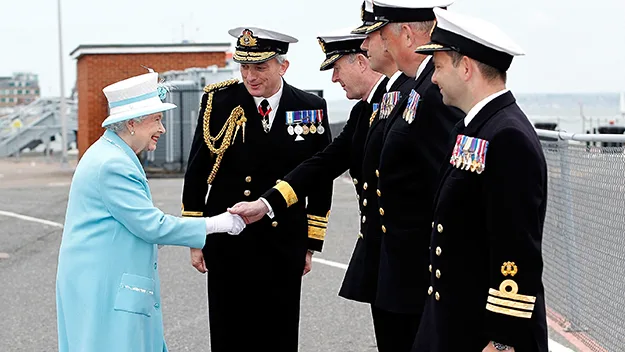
left=0, top=72, right=40, bottom=108
left=70, top=43, right=230, bottom=157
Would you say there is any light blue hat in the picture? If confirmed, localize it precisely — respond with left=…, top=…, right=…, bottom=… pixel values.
left=101, top=72, right=176, bottom=128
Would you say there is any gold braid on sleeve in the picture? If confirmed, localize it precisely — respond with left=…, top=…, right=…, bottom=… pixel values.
left=202, top=79, right=247, bottom=184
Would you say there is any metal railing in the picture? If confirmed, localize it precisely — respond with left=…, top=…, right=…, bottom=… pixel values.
left=536, top=128, right=625, bottom=352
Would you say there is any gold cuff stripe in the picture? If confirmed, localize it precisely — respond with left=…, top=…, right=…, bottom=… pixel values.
left=182, top=211, right=203, bottom=217
left=234, top=50, right=276, bottom=62
left=308, top=226, right=326, bottom=241
left=308, top=219, right=328, bottom=228
left=307, top=214, right=329, bottom=223
left=488, top=288, right=536, bottom=303
left=487, top=296, right=535, bottom=311
left=274, top=181, right=298, bottom=207
left=486, top=303, right=533, bottom=319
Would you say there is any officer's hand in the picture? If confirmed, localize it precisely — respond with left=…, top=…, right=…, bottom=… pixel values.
left=229, top=200, right=269, bottom=224
left=190, top=248, right=207, bottom=273
left=483, top=342, right=514, bottom=352
left=303, top=251, right=313, bottom=276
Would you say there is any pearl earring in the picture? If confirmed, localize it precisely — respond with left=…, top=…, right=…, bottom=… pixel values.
left=131, top=131, right=135, bottom=135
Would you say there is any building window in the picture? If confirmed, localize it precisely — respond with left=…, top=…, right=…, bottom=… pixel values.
left=17, top=90, right=22, bottom=95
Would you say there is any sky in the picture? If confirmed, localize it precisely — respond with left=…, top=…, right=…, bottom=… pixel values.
left=1, top=0, right=625, bottom=102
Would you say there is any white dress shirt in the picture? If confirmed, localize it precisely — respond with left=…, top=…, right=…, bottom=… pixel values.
left=386, top=70, right=403, bottom=92
left=252, top=79, right=284, bottom=130
left=416, top=56, right=431, bottom=81
left=367, top=76, right=386, bottom=103
left=464, top=89, right=509, bottom=127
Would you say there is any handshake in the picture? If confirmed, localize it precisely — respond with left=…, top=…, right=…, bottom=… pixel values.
left=206, top=199, right=271, bottom=236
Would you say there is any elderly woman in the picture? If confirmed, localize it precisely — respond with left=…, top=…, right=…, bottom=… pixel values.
left=55, top=71, right=245, bottom=352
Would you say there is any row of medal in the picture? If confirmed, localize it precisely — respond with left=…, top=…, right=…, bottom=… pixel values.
left=286, top=110, right=325, bottom=141
left=450, top=134, right=489, bottom=174
left=379, top=91, right=400, bottom=119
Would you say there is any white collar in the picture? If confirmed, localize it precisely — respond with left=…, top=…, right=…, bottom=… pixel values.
left=253, top=79, right=284, bottom=110
left=415, top=56, right=431, bottom=81
left=385, top=70, right=403, bottom=92
left=367, top=75, right=386, bottom=104
left=464, top=89, right=509, bottom=126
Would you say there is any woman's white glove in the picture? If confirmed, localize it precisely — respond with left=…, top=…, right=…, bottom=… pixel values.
left=205, top=212, right=246, bottom=235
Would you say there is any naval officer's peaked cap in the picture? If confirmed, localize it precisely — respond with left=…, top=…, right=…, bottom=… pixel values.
left=415, top=8, right=525, bottom=72
left=317, top=30, right=366, bottom=71
left=366, top=0, right=454, bottom=34
left=228, top=27, right=298, bottom=64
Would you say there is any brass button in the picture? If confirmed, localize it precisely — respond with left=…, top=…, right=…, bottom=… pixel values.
left=435, top=292, right=440, bottom=301
left=363, top=199, right=368, bottom=207
left=381, top=225, right=387, bottom=233
left=437, top=224, right=444, bottom=233
left=356, top=194, right=360, bottom=201
left=429, top=265, right=432, bottom=273
left=375, top=169, right=380, bottom=177
left=379, top=208, right=385, bottom=216
left=244, top=190, right=251, bottom=197
left=436, top=247, right=442, bottom=256
left=436, top=269, right=441, bottom=279
left=377, top=189, right=381, bottom=197
left=353, top=178, right=359, bottom=185
left=363, top=182, right=368, bottom=190
left=362, top=216, right=366, bottom=224
left=271, top=221, right=278, bottom=227
left=428, top=286, right=433, bottom=295
left=245, top=176, right=252, bottom=183
left=358, top=233, right=364, bottom=239
left=432, top=222, right=435, bottom=228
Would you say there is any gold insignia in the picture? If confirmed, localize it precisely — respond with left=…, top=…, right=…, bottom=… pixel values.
left=274, top=181, right=299, bottom=207
left=239, top=29, right=258, bottom=47
left=486, top=279, right=536, bottom=319
left=318, top=38, right=326, bottom=53
left=366, top=21, right=385, bottom=33
left=233, top=50, right=276, bottom=62
left=361, top=4, right=365, bottom=21
left=416, top=43, right=445, bottom=51
left=501, top=262, right=518, bottom=277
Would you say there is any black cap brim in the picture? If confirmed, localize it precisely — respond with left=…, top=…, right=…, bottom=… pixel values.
left=364, top=20, right=390, bottom=34
left=320, top=54, right=342, bottom=71
left=415, top=42, right=453, bottom=55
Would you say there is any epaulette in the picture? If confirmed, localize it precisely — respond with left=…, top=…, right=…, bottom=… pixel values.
left=203, top=79, right=240, bottom=94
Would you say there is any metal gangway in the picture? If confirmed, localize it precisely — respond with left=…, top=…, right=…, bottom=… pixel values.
left=0, top=98, right=77, bottom=157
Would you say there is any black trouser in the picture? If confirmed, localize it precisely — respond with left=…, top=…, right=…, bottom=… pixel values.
left=371, top=305, right=421, bottom=352
left=207, top=271, right=303, bottom=352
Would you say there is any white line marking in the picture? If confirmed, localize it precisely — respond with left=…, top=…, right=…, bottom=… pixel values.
left=312, top=256, right=571, bottom=351
left=47, top=182, right=70, bottom=187
left=0, top=210, right=64, bottom=229
left=548, top=340, right=574, bottom=352
left=312, top=257, right=348, bottom=270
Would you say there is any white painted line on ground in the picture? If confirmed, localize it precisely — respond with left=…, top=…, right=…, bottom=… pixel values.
left=0, top=210, right=64, bottom=229
left=312, top=257, right=348, bottom=270
left=312, top=256, right=571, bottom=351
left=548, top=340, right=574, bottom=352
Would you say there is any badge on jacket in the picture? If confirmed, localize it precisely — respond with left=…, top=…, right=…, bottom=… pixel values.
left=402, top=90, right=421, bottom=124
left=379, top=91, right=400, bottom=120
left=286, top=110, right=324, bottom=141
left=450, top=134, right=489, bottom=174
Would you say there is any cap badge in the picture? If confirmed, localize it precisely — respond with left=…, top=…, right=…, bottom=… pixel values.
left=239, top=29, right=258, bottom=47
left=317, top=39, right=326, bottom=53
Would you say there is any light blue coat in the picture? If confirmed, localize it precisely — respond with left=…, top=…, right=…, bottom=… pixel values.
left=56, top=129, right=206, bottom=352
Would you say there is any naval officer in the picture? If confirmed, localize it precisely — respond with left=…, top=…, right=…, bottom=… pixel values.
left=412, top=8, right=548, bottom=352
left=357, top=1, right=466, bottom=350
left=182, top=26, right=333, bottom=352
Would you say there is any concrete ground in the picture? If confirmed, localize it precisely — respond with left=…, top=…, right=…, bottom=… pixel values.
left=0, top=155, right=578, bottom=351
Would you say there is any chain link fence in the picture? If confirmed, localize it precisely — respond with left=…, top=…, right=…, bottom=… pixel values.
left=538, top=130, right=625, bottom=352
